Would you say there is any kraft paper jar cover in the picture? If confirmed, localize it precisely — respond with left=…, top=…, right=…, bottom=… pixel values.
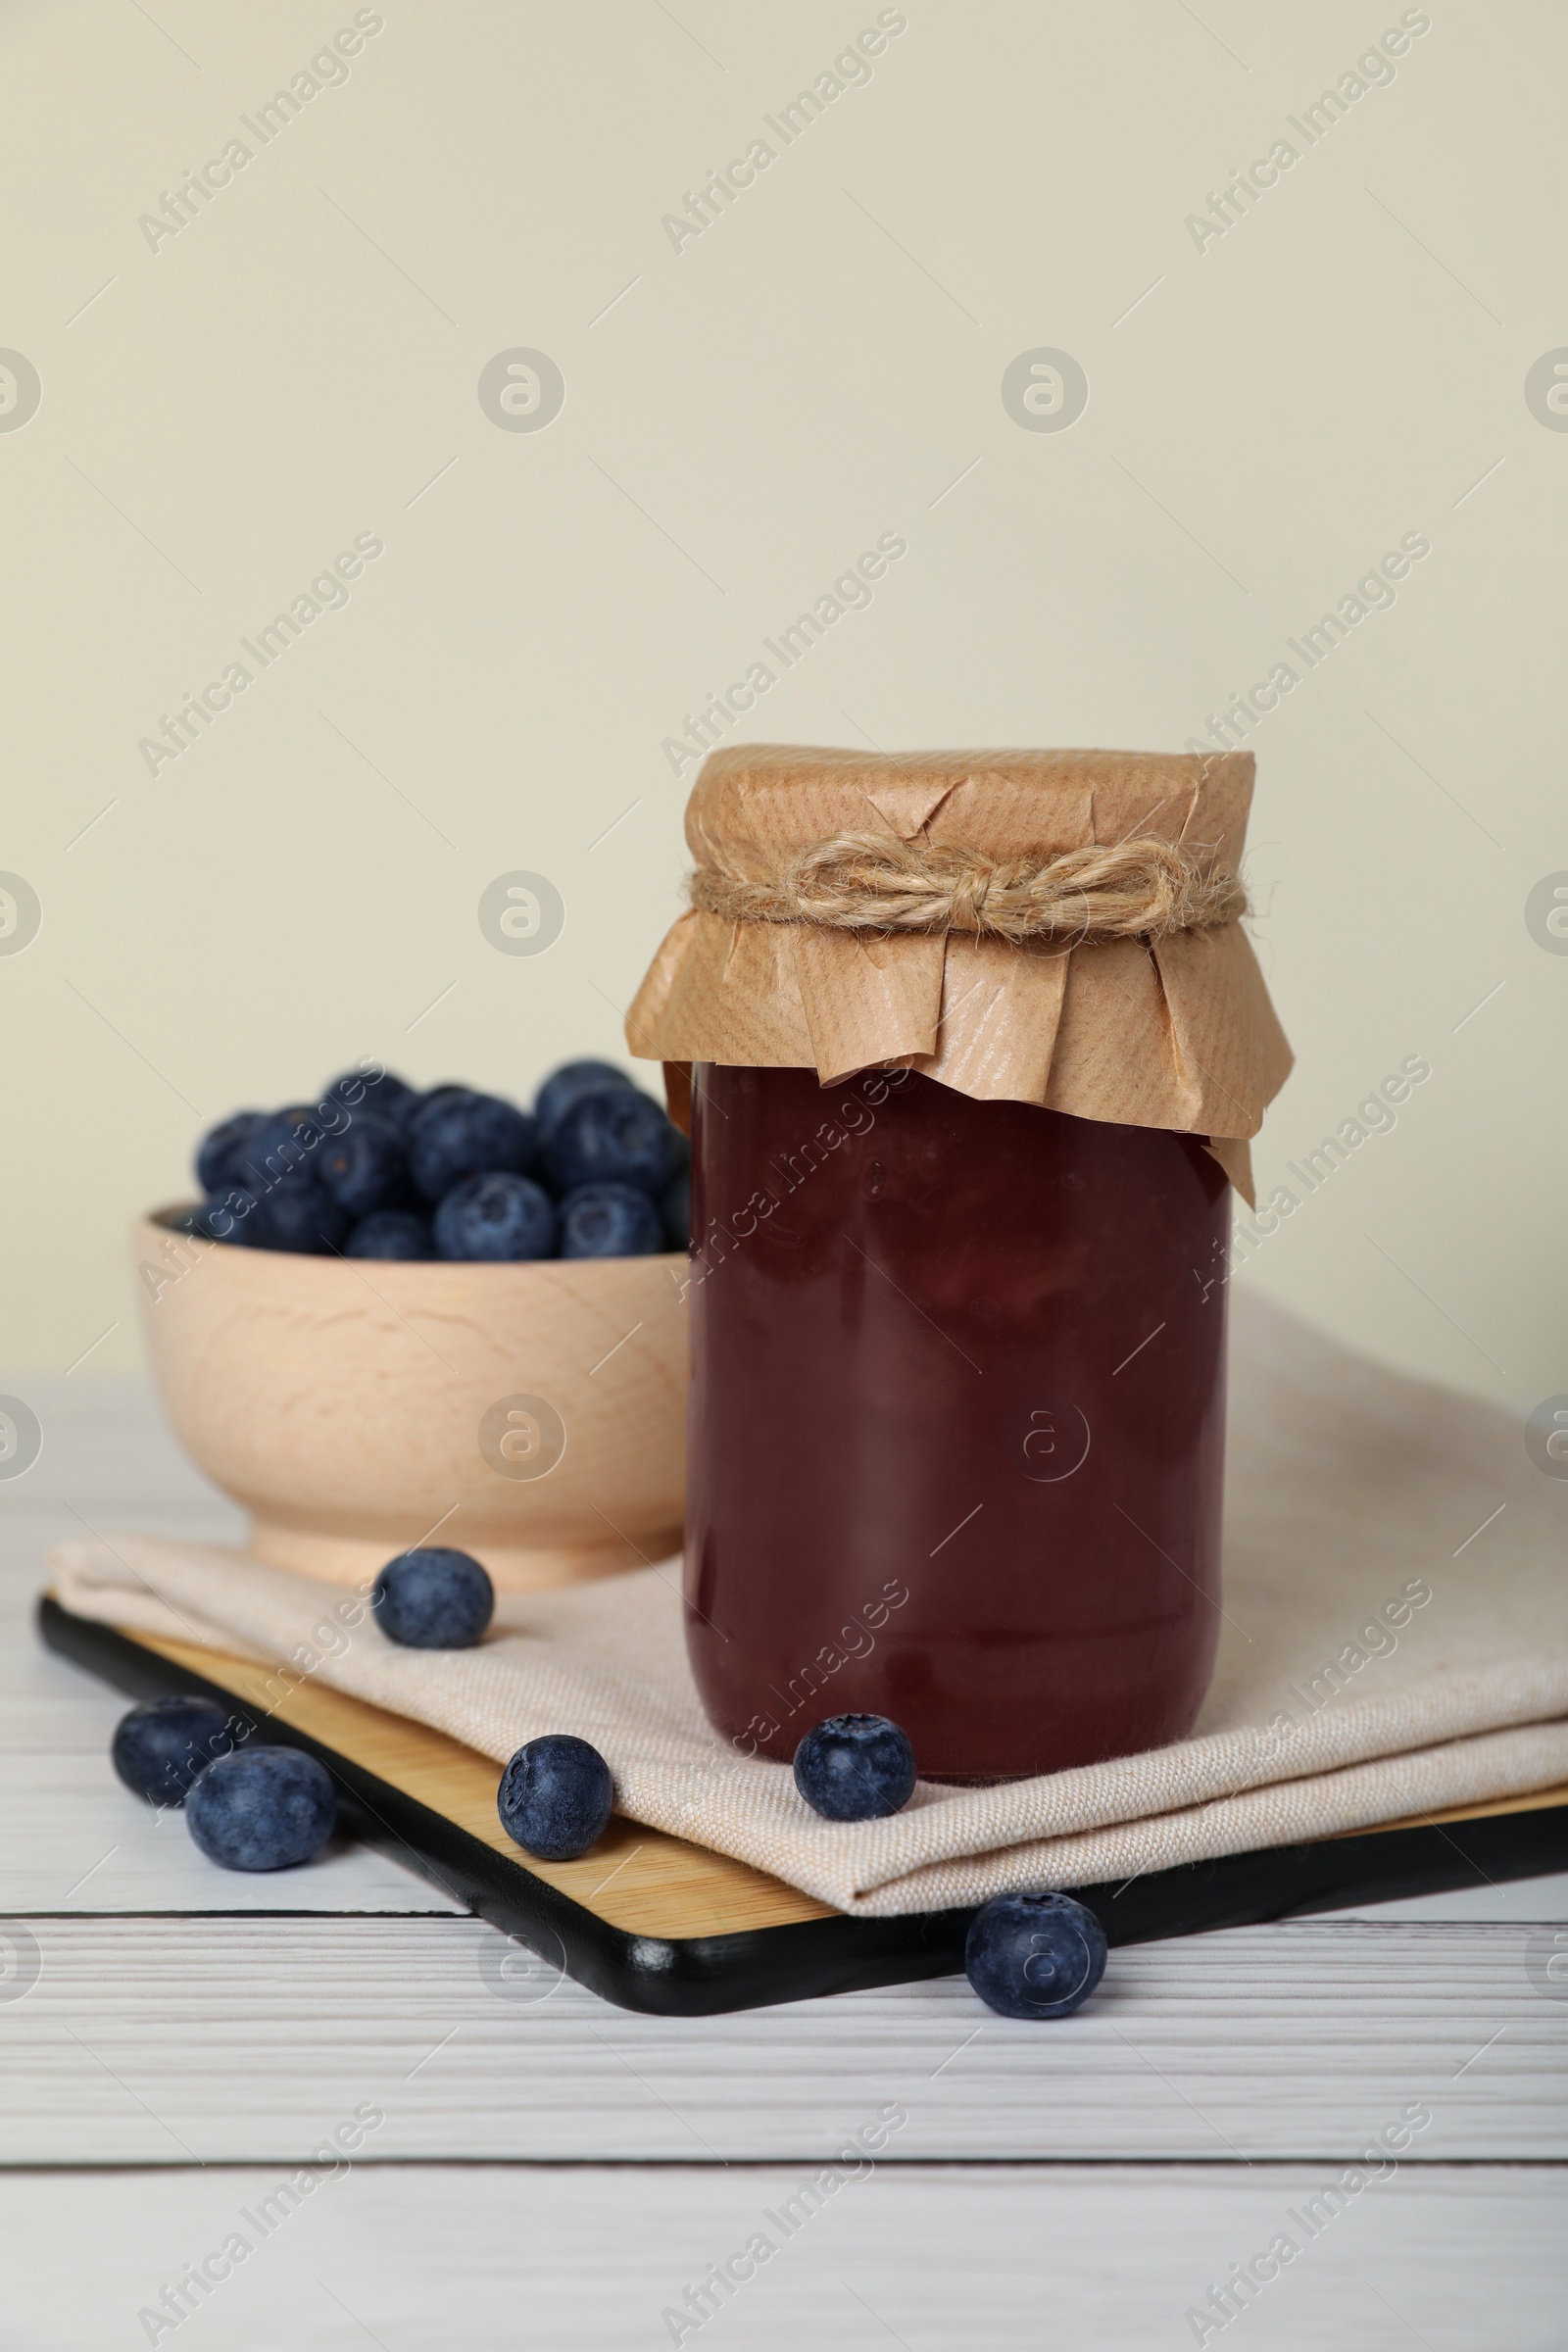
left=625, top=745, right=1294, bottom=1200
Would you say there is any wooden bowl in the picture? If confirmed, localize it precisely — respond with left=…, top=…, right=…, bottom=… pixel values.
left=131, top=1210, right=688, bottom=1592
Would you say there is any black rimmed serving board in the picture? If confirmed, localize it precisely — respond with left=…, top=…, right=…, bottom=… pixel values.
left=39, top=1593, right=1568, bottom=2017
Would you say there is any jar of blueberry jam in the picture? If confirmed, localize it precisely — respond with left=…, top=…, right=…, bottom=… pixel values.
left=629, top=746, right=1292, bottom=1781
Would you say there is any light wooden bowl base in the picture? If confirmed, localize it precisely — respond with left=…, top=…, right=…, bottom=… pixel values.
left=248, top=1515, right=684, bottom=1592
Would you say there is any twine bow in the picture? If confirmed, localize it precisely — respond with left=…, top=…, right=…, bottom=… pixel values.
left=688, top=832, right=1246, bottom=945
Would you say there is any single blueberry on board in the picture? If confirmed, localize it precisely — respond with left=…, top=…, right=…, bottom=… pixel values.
left=963, top=1891, right=1108, bottom=2020
left=408, top=1090, right=538, bottom=1200
left=345, top=1208, right=433, bottom=1260
left=318, top=1112, right=409, bottom=1218
left=534, top=1059, right=636, bottom=1134
left=497, top=1734, right=613, bottom=1861
left=793, top=1713, right=916, bottom=1821
left=540, top=1088, right=680, bottom=1198
left=372, top=1547, right=494, bottom=1648
left=558, top=1181, right=663, bottom=1259
left=244, top=1176, right=348, bottom=1255
left=184, top=1746, right=337, bottom=1871
left=195, top=1110, right=264, bottom=1195
left=433, top=1171, right=556, bottom=1261
left=111, top=1695, right=238, bottom=1805
left=659, top=1167, right=690, bottom=1251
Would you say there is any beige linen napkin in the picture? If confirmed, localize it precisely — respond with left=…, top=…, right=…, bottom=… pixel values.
left=50, top=1296, right=1568, bottom=1917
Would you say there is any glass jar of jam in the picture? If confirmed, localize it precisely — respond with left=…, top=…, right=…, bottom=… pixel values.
left=629, top=746, right=1292, bottom=1782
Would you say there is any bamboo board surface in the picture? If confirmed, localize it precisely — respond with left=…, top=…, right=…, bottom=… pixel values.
left=132, top=1629, right=837, bottom=1938
left=124, top=1626, right=1568, bottom=1920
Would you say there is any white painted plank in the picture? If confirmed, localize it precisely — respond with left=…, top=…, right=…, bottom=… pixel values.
left=0, top=1382, right=465, bottom=1915
left=0, top=2162, right=1560, bottom=2351
left=1, top=1915, right=1563, bottom=2165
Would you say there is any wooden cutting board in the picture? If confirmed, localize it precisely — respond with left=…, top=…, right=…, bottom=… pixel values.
left=39, top=1593, right=1568, bottom=2016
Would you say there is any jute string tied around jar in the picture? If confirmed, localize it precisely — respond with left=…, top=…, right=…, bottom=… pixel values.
left=687, top=830, right=1248, bottom=947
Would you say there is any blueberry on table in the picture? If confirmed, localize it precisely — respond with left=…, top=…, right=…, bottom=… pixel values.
left=111, top=1695, right=236, bottom=1804
left=408, top=1090, right=538, bottom=1200
left=244, top=1176, right=349, bottom=1255
left=540, top=1088, right=681, bottom=1198
left=318, top=1112, right=409, bottom=1217
left=345, top=1208, right=433, bottom=1260
left=184, top=1746, right=337, bottom=1871
left=534, top=1059, right=636, bottom=1134
left=194, top=1110, right=264, bottom=1195
left=558, top=1181, right=663, bottom=1259
left=372, top=1546, right=494, bottom=1648
left=497, top=1734, right=613, bottom=1861
left=432, top=1171, right=556, bottom=1261
left=963, top=1891, right=1107, bottom=2020
left=793, top=1713, right=916, bottom=1821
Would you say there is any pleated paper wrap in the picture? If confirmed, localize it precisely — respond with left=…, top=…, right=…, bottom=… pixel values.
left=625, top=745, right=1294, bottom=1200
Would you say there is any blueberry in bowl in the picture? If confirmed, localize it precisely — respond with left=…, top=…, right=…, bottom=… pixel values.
left=324, top=1065, right=417, bottom=1124
left=433, top=1171, right=557, bottom=1261
left=541, top=1087, right=683, bottom=1198
left=559, top=1181, right=663, bottom=1259
left=243, top=1104, right=332, bottom=1190
left=534, top=1059, right=637, bottom=1134
left=244, top=1175, right=348, bottom=1255
left=344, top=1207, right=432, bottom=1259
left=318, top=1112, right=409, bottom=1218
left=408, top=1090, right=537, bottom=1201
left=195, top=1111, right=265, bottom=1195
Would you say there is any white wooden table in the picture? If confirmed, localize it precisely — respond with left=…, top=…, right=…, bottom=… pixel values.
left=3, top=1380, right=1565, bottom=2348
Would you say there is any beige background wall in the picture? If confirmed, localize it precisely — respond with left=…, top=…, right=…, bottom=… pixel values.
left=1, top=0, right=1562, bottom=1421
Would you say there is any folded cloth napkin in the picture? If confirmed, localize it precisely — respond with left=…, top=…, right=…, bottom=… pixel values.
left=50, top=1296, right=1568, bottom=1918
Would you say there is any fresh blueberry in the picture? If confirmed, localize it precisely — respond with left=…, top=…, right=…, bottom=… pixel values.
left=244, top=1104, right=331, bottom=1189
left=318, top=1112, right=409, bottom=1217
left=408, top=1090, right=538, bottom=1200
left=388, top=1083, right=465, bottom=1136
left=558, top=1181, right=663, bottom=1258
left=660, top=1167, right=690, bottom=1251
left=323, top=1066, right=417, bottom=1124
left=497, top=1734, right=613, bottom=1860
left=432, top=1171, right=556, bottom=1261
left=540, top=1088, right=680, bottom=1199
left=213, top=1187, right=261, bottom=1245
left=345, top=1208, right=433, bottom=1260
left=111, top=1695, right=237, bottom=1805
left=371, top=1546, right=494, bottom=1648
left=195, top=1110, right=265, bottom=1194
left=184, top=1745, right=337, bottom=1871
left=244, top=1176, right=349, bottom=1255
left=534, top=1059, right=637, bottom=1134
left=963, top=1891, right=1108, bottom=2020
left=793, top=1713, right=916, bottom=1821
